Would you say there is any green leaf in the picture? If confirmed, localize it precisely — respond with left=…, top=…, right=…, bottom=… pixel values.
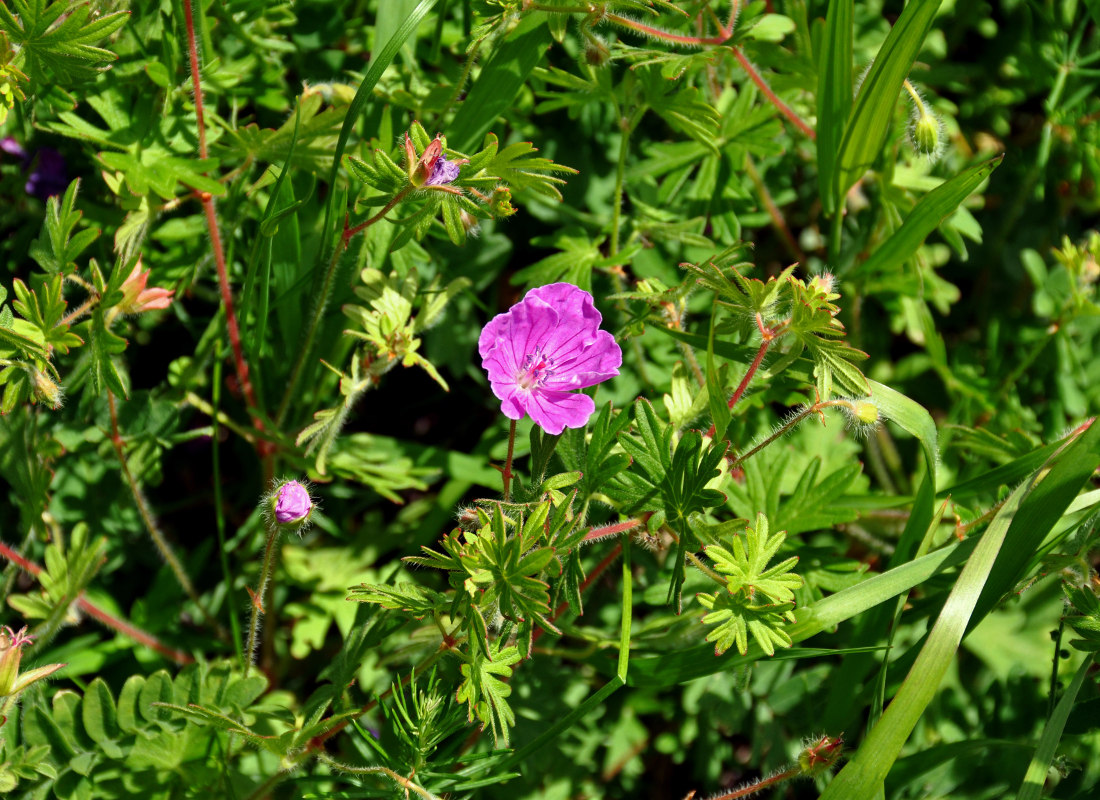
left=81, top=678, right=121, bottom=753
left=82, top=308, right=128, bottom=399
left=449, top=13, right=553, bottom=152
left=0, top=0, right=129, bottom=87
left=28, top=179, right=99, bottom=276
left=834, top=0, right=944, bottom=197
left=698, top=513, right=803, bottom=656
left=853, top=157, right=1003, bottom=278
left=816, top=0, right=853, bottom=215
left=456, top=641, right=521, bottom=747
left=819, top=421, right=1100, bottom=800
left=1015, top=655, right=1095, bottom=800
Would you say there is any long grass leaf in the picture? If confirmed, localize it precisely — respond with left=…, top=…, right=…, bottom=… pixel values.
left=817, top=0, right=853, bottom=215
left=834, top=0, right=943, bottom=197
left=852, top=156, right=1003, bottom=278
left=819, top=420, right=1100, bottom=799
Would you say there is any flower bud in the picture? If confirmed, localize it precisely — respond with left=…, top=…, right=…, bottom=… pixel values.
left=852, top=400, right=879, bottom=425
left=31, top=369, right=62, bottom=409
left=0, top=626, right=28, bottom=696
left=272, top=480, right=313, bottom=528
left=797, top=734, right=843, bottom=777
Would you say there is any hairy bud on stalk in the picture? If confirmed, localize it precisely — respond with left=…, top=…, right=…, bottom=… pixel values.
left=904, top=80, right=946, bottom=162
left=270, top=480, right=313, bottom=529
left=798, top=734, right=844, bottom=776
left=0, top=626, right=64, bottom=699
left=31, top=369, right=63, bottom=409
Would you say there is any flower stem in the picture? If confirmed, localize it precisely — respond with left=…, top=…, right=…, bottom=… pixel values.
left=734, top=399, right=846, bottom=467
left=502, top=418, right=517, bottom=502
left=245, top=525, right=280, bottom=668
left=698, top=766, right=801, bottom=800
left=108, top=391, right=221, bottom=636
left=316, top=754, right=443, bottom=800
left=182, top=0, right=262, bottom=436
left=276, top=187, right=410, bottom=428
left=728, top=47, right=816, bottom=139
left=0, top=538, right=193, bottom=665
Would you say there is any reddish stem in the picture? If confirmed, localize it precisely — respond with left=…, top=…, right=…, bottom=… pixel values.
left=533, top=541, right=624, bottom=644
left=703, top=767, right=800, bottom=800
left=582, top=518, right=646, bottom=543
left=0, top=539, right=194, bottom=665
left=729, top=47, right=816, bottom=140
left=182, top=0, right=260, bottom=422
left=705, top=320, right=775, bottom=439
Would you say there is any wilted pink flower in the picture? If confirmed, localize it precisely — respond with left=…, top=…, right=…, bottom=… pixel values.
left=274, top=480, right=312, bottom=525
left=404, top=131, right=466, bottom=188
left=118, top=257, right=174, bottom=314
left=479, top=283, right=622, bottom=435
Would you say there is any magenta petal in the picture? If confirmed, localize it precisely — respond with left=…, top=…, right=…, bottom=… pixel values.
left=524, top=390, right=596, bottom=435
left=425, top=155, right=461, bottom=186
left=478, top=283, right=621, bottom=433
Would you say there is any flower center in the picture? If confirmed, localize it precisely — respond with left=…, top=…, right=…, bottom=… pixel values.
left=516, top=349, right=555, bottom=390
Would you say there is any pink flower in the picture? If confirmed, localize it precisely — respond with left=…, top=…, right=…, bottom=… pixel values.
left=274, top=480, right=312, bottom=525
left=403, top=130, right=466, bottom=188
left=119, top=257, right=174, bottom=314
left=479, top=283, right=622, bottom=435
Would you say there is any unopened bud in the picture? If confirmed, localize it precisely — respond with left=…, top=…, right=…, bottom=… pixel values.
left=912, top=112, right=941, bottom=155
left=797, top=734, right=843, bottom=776
left=490, top=185, right=515, bottom=217
left=270, top=480, right=313, bottom=529
left=852, top=400, right=879, bottom=425
left=31, top=369, right=62, bottom=409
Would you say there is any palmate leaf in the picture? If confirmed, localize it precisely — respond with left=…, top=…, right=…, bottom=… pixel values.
left=28, top=179, right=100, bottom=276
left=0, top=0, right=129, bottom=87
left=11, top=275, right=84, bottom=355
left=704, top=513, right=802, bottom=606
left=697, top=591, right=796, bottom=657
left=456, top=641, right=521, bottom=747
left=612, top=399, right=727, bottom=610
left=347, top=581, right=447, bottom=619
left=696, top=513, right=803, bottom=656
left=462, top=132, right=578, bottom=201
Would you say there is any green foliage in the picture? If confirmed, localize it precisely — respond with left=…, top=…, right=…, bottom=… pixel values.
left=1, top=1, right=1099, bottom=799
left=697, top=513, right=803, bottom=656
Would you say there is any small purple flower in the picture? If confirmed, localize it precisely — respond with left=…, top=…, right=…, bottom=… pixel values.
left=1, top=136, right=26, bottom=160
left=274, top=480, right=312, bottom=525
left=25, top=147, right=67, bottom=200
left=479, top=283, right=622, bottom=435
left=424, top=154, right=461, bottom=186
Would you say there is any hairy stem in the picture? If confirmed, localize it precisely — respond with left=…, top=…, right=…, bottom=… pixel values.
left=502, top=418, right=517, bottom=502
left=245, top=525, right=280, bottom=668
left=276, top=187, right=411, bottom=427
left=108, top=391, right=220, bottom=634
left=0, top=539, right=193, bottom=665
left=728, top=47, right=816, bottom=139
left=182, top=0, right=259, bottom=424
left=316, top=754, right=443, bottom=800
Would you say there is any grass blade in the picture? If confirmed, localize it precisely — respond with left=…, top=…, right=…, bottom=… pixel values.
left=819, top=420, right=1100, bottom=799
left=834, top=0, right=943, bottom=197
left=817, top=0, right=853, bottom=215
left=1015, top=655, right=1095, bottom=800
left=852, top=156, right=1003, bottom=278
left=448, top=13, right=552, bottom=151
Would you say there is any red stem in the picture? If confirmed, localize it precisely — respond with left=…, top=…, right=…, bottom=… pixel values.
left=705, top=324, right=774, bottom=439
left=729, top=47, right=816, bottom=140
left=533, top=541, right=624, bottom=644
left=582, top=518, right=646, bottom=543
left=0, top=539, right=194, bottom=665
left=182, top=0, right=260, bottom=422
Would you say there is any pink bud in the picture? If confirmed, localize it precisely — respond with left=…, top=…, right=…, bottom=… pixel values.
left=274, top=481, right=312, bottom=525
